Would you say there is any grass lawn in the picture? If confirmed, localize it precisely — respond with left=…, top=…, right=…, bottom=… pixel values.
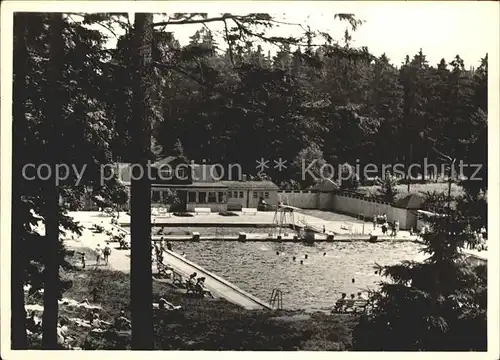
left=357, top=183, right=464, bottom=201
left=26, top=246, right=358, bottom=350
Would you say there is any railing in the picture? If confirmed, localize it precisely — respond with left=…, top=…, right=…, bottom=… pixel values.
left=270, top=288, right=283, bottom=310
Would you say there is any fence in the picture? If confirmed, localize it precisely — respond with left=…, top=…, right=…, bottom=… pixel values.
left=277, top=191, right=334, bottom=210
left=277, top=190, right=417, bottom=230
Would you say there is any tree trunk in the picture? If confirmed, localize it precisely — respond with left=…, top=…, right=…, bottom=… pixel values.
left=42, top=13, right=64, bottom=349
left=11, top=13, right=28, bottom=349
left=130, top=13, right=154, bottom=349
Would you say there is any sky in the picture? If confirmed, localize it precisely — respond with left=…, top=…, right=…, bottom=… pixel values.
left=98, top=2, right=499, bottom=68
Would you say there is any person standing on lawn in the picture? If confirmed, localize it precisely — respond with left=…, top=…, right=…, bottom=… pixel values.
left=95, top=244, right=103, bottom=265
left=103, top=243, right=112, bottom=265
left=80, top=252, right=86, bottom=269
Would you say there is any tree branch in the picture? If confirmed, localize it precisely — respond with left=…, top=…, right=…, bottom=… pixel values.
left=153, top=61, right=239, bottom=103
left=153, top=14, right=235, bottom=27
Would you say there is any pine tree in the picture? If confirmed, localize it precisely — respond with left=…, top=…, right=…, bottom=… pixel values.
left=376, top=171, right=399, bottom=203
left=129, top=12, right=154, bottom=350
left=41, top=13, right=64, bottom=349
left=11, top=12, right=29, bottom=349
left=353, top=190, right=487, bottom=350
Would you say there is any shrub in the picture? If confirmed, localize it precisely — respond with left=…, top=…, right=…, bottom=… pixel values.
left=352, top=192, right=487, bottom=351
left=376, top=171, right=399, bottom=203
left=173, top=212, right=194, bottom=217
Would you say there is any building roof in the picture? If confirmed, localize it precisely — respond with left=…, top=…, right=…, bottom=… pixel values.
left=394, top=193, right=425, bottom=209
left=221, top=180, right=279, bottom=190
left=190, top=164, right=222, bottom=183
left=115, top=161, right=223, bottom=185
left=152, top=182, right=228, bottom=189
left=152, top=156, right=176, bottom=167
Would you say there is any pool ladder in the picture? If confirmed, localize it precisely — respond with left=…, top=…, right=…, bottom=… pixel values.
left=270, top=289, right=283, bottom=310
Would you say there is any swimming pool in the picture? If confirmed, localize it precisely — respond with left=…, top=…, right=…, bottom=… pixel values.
left=168, top=240, right=423, bottom=311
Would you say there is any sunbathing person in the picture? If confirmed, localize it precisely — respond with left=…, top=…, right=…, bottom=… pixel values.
left=79, top=298, right=90, bottom=306
left=186, top=272, right=197, bottom=286
left=57, top=319, right=69, bottom=347
left=90, top=313, right=102, bottom=327
left=158, top=297, right=181, bottom=310
left=357, top=292, right=367, bottom=300
left=114, top=310, right=131, bottom=331
left=333, top=293, right=347, bottom=312
left=196, top=277, right=214, bottom=298
left=26, top=312, right=40, bottom=333
left=343, top=294, right=356, bottom=312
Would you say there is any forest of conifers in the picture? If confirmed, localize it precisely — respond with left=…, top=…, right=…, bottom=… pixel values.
left=11, top=12, right=488, bottom=351
left=16, top=14, right=487, bottom=190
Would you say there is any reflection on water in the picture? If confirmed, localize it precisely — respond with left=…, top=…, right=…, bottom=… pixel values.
left=170, top=241, right=423, bottom=311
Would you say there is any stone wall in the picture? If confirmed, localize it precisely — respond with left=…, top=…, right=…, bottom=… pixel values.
left=277, top=190, right=418, bottom=230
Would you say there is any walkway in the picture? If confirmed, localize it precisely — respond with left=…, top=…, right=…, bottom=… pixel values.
left=160, top=249, right=271, bottom=310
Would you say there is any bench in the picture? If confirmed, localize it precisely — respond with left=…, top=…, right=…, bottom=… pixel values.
left=242, top=208, right=257, bottom=215
left=194, top=208, right=211, bottom=215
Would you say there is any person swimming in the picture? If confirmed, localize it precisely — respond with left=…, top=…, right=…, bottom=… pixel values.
left=305, top=254, right=308, bottom=259
left=323, top=252, right=326, bottom=256
left=292, top=256, right=296, bottom=261
left=352, top=278, right=355, bottom=283
left=300, top=260, right=303, bottom=265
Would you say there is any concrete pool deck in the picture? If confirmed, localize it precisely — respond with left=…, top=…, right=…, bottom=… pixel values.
left=65, top=211, right=272, bottom=310
left=99, top=210, right=418, bottom=241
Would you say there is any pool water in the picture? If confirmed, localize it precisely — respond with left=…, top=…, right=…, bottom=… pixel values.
left=151, top=226, right=282, bottom=236
left=169, top=241, right=423, bottom=311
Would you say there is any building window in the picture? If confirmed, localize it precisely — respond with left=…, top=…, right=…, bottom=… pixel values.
left=151, top=190, right=160, bottom=202
left=218, top=192, right=225, bottom=203
left=208, top=191, right=216, bottom=203
left=239, top=191, right=244, bottom=198
left=264, top=191, right=269, bottom=198
left=188, top=191, right=196, bottom=203
left=199, top=192, right=207, bottom=203
left=253, top=191, right=258, bottom=199
left=228, top=191, right=232, bottom=199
